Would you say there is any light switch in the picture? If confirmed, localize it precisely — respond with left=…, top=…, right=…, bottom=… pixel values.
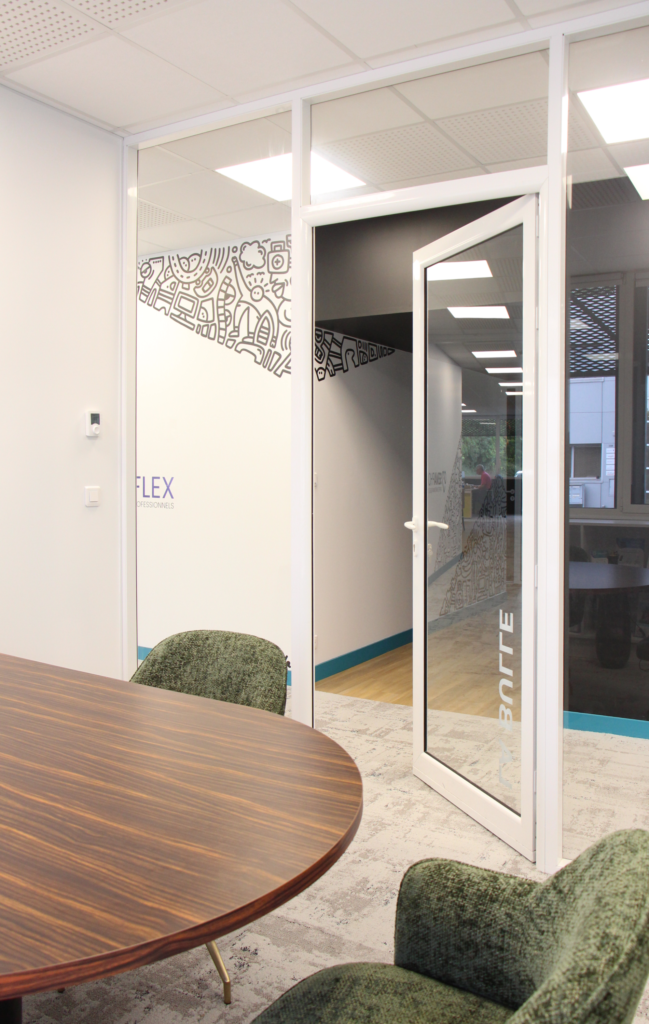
left=85, top=486, right=100, bottom=507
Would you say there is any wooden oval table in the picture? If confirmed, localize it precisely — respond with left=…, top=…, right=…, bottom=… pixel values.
left=0, top=654, right=363, bottom=1023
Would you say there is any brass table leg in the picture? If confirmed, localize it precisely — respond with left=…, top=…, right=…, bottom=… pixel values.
left=206, top=941, right=231, bottom=1004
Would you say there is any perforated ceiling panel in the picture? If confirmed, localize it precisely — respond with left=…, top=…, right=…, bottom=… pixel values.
left=65, top=0, right=182, bottom=24
left=138, top=199, right=188, bottom=230
left=0, top=0, right=96, bottom=69
left=569, top=285, right=618, bottom=377
left=319, top=122, right=472, bottom=186
left=438, top=100, right=548, bottom=165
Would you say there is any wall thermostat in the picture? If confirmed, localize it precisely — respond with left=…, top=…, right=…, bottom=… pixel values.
left=85, top=411, right=101, bottom=437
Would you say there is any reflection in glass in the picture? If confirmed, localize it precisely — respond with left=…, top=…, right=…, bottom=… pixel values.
left=426, top=225, right=523, bottom=814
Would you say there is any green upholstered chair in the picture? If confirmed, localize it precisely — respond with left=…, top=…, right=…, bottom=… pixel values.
left=252, top=829, right=649, bottom=1024
left=131, top=628, right=288, bottom=1003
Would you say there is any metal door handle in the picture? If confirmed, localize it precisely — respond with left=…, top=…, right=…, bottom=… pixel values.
left=404, top=519, right=417, bottom=531
left=428, top=521, right=449, bottom=530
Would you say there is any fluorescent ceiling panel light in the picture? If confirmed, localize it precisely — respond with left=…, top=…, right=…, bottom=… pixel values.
left=448, top=306, right=509, bottom=318
left=461, top=409, right=477, bottom=413
left=485, top=367, right=522, bottom=374
left=624, top=163, right=649, bottom=200
left=570, top=318, right=588, bottom=330
left=472, top=350, right=517, bottom=358
left=578, top=79, right=649, bottom=143
left=586, top=352, right=618, bottom=361
left=499, top=381, right=522, bottom=387
left=427, top=260, right=492, bottom=280
left=216, top=153, right=365, bottom=202
left=506, top=391, right=523, bottom=396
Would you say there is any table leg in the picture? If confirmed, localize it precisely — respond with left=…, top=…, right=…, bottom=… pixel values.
left=0, top=998, right=21, bottom=1024
left=595, top=592, right=632, bottom=669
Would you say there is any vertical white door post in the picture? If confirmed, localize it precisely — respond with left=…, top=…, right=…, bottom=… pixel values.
left=291, top=98, right=315, bottom=726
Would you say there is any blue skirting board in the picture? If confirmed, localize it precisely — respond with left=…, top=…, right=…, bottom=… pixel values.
left=564, top=710, right=649, bottom=740
left=315, top=629, right=413, bottom=683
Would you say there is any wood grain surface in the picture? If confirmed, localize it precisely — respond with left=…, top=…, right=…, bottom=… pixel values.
left=0, top=654, right=362, bottom=999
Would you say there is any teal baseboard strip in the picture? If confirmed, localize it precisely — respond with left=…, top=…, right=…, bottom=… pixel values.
left=564, top=710, right=649, bottom=740
left=137, top=645, right=152, bottom=662
left=315, top=629, right=413, bottom=683
left=287, top=669, right=291, bottom=687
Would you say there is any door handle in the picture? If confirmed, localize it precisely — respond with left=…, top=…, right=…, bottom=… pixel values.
left=404, top=519, right=417, bottom=531
left=428, top=520, right=449, bottom=530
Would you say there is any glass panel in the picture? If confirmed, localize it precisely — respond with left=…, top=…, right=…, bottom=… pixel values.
left=564, top=25, right=649, bottom=861
left=310, top=51, right=548, bottom=204
left=426, top=225, right=524, bottom=813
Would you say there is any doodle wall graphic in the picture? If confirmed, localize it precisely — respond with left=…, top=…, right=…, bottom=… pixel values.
left=432, top=443, right=463, bottom=573
left=440, top=518, right=506, bottom=616
left=314, top=327, right=395, bottom=380
left=137, top=235, right=291, bottom=378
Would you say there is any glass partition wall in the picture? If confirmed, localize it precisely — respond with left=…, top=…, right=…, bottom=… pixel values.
left=564, top=25, right=649, bottom=860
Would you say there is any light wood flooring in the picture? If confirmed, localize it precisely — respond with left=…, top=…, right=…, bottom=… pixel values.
left=316, top=604, right=521, bottom=720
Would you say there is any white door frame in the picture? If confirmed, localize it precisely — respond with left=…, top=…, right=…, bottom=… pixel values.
left=412, top=195, right=538, bottom=862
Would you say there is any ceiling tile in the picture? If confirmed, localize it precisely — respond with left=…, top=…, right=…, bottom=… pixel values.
left=205, top=203, right=291, bottom=237
left=396, top=52, right=548, bottom=121
left=290, top=0, right=515, bottom=60
left=364, top=20, right=521, bottom=69
left=380, top=167, right=486, bottom=190
left=137, top=238, right=166, bottom=256
left=567, top=148, right=620, bottom=184
left=6, top=35, right=226, bottom=128
left=123, top=0, right=353, bottom=97
left=312, top=87, right=422, bottom=147
left=486, top=156, right=549, bottom=173
left=139, top=169, right=273, bottom=218
left=138, top=197, right=189, bottom=228
left=438, top=99, right=548, bottom=165
left=525, top=0, right=631, bottom=25
left=569, top=23, right=649, bottom=93
left=138, top=219, right=237, bottom=251
left=0, top=0, right=99, bottom=71
left=137, top=146, right=197, bottom=186
left=66, top=0, right=189, bottom=27
left=164, top=117, right=291, bottom=170
left=318, top=122, right=475, bottom=186
left=608, top=140, right=649, bottom=168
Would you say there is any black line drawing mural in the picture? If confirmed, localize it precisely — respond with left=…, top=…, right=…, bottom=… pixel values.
left=314, top=327, right=395, bottom=380
left=432, top=444, right=463, bottom=572
left=137, top=235, right=292, bottom=378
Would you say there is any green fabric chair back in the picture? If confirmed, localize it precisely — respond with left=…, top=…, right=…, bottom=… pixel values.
left=131, top=629, right=287, bottom=715
left=395, top=829, right=649, bottom=1024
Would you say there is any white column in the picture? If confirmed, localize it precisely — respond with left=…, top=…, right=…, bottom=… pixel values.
left=536, top=32, right=568, bottom=872
left=291, top=98, right=315, bottom=726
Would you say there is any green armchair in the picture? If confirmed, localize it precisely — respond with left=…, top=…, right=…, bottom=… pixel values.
left=253, top=829, right=649, bottom=1024
left=131, top=628, right=288, bottom=1003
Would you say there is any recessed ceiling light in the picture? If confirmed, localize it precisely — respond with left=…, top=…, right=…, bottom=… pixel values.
left=578, top=78, right=649, bottom=144
left=215, top=152, right=365, bottom=202
left=427, top=260, right=492, bottom=281
left=448, top=306, right=509, bottom=319
left=499, top=381, right=523, bottom=387
left=586, top=352, right=618, bottom=361
left=506, top=391, right=523, bottom=396
left=472, top=350, right=517, bottom=358
left=624, top=163, right=649, bottom=200
left=570, top=319, right=588, bottom=330
left=461, top=409, right=477, bottom=413
left=486, top=367, right=523, bottom=374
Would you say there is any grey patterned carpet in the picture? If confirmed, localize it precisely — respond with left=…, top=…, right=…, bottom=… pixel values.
left=24, top=691, right=649, bottom=1024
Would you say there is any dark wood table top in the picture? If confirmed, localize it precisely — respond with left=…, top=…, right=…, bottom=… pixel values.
left=569, top=562, right=649, bottom=591
left=0, top=654, right=362, bottom=1000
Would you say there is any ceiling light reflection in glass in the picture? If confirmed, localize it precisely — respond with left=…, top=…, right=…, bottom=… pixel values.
left=448, top=306, right=509, bottom=318
left=427, top=260, right=492, bottom=281
left=578, top=78, right=649, bottom=144
left=216, top=152, right=365, bottom=202
left=472, top=349, right=517, bottom=358
left=485, top=367, right=523, bottom=374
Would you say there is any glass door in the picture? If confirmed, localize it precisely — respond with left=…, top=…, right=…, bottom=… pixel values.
left=410, top=196, right=537, bottom=860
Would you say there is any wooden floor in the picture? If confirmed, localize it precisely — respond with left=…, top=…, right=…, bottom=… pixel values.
left=316, top=603, right=521, bottom=721
left=316, top=644, right=414, bottom=706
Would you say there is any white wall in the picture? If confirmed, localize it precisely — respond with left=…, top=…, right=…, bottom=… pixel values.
left=0, top=85, right=125, bottom=677
left=313, top=337, right=412, bottom=665
left=136, top=237, right=291, bottom=658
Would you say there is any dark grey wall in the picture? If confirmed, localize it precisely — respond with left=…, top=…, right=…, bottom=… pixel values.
left=314, top=198, right=511, bottom=322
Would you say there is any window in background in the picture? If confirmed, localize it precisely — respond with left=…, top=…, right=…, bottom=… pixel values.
left=309, top=50, right=548, bottom=204
left=564, top=25, right=649, bottom=863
